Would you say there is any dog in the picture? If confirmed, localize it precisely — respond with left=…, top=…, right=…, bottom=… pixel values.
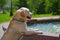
left=1, top=7, right=43, bottom=40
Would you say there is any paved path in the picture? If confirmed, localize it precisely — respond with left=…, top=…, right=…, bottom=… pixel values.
left=0, top=22, right=9, bottom=39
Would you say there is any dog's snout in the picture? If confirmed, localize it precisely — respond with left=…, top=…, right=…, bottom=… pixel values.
left=27, top=16, right=31, bottom=19
left=26, top=12, right=32, bottom=19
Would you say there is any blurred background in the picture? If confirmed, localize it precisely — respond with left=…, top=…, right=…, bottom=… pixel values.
left=0, top=0, right=60, bottom=23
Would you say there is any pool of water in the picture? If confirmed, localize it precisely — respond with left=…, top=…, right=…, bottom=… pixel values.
left=27, top=21, right=60, bottom=33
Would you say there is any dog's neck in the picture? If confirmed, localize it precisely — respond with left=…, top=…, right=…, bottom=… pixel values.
left=12, top=18, right=26, bottom=22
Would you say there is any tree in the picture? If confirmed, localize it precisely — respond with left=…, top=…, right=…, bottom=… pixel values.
left=10, top=0, right=13, bottom=16
left=13, top=0, right=28, bottom=9
left=56, top=0, right=60, bottom=15
left=36, top=0, right=45, bottom=14
left=49, top=0, right=59, bottom=15
left=27, top=0, right=41, bottom=14
left=17, top=0, right=27, bottom=9
left=0, top=0, right=7, bottom=13
left=10, top=0, right=60, bottom=15
left=0, top=0, right=7, bottom=8
left=12, top=0, right=19, bottom=9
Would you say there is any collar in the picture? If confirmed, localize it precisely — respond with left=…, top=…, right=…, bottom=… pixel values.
left=12, top=18, right=25, bottom=22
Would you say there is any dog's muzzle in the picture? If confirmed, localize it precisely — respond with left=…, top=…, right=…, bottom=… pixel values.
left=27, top=16, right=31, bottom=19
left=27, top=13, right=32, bottom=19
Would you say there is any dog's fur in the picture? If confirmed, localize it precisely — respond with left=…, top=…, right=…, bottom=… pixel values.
left=1, top=7, right=42, bottom=40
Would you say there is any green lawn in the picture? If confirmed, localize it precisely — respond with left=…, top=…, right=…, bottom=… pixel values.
left=0, top=13, right=59, bottom=23
left=0, top=13, right=11, bottom=23
left=32, top=13, right=53, bottom=18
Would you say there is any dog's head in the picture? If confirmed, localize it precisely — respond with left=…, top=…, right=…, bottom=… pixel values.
left=15, top=7, right=32, bottom=21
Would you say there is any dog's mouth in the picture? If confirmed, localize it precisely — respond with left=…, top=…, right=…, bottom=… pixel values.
left=27, top=16, right=31, bottom=19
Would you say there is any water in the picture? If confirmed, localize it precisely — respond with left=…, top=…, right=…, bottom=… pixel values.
left=27, top=21, right=60, bottom=33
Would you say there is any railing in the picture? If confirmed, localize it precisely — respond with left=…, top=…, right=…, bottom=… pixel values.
left=22, top=32, right=59, bottom=40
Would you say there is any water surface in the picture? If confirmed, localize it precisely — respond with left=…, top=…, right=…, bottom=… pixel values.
left=27, top=21, right=60, bottom=33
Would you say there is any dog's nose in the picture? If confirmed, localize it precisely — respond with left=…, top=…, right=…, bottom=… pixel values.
left=27, top=16, right=31, bottom=19
left=27, top=12, right=32, bottom=19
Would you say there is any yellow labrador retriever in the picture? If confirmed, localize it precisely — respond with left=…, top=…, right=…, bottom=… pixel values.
left=1, top=7, right=42, bottom=40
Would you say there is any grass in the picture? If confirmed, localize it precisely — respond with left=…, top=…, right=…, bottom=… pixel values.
left=0, top=12, right=60, bottom=23
left=0, top=10, right=16, bottom=23
left=32, top=13, right=53, bottom=18
left=0, top=13, right=11, bottom=23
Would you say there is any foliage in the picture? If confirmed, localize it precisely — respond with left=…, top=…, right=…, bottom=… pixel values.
left=0, top=0, right=7, bottom=8
left=36, top=0, right=45, bottom=14
left=12, top=0, right=60, bottom=15
left=13, top=0, right=27, bottom=9
left=27, top=0, right=41, bottom=13
left=0, top=0, right=8, bottom=14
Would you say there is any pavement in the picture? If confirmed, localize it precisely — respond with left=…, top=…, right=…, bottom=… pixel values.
left=0, top=22, right=9, bottom=39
